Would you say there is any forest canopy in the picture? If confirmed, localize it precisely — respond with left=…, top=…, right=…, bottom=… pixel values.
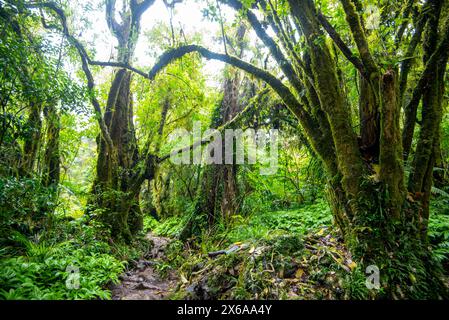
left=0, top=0, right=449, bottom=301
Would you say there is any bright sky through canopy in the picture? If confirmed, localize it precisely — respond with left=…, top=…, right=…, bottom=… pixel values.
left=76, top=0, right=237, bottom=86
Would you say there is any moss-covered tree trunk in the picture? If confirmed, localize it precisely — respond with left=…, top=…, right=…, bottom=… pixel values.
left=42, top=103, right=60, bottom=189
left=358, top=75, right=380, bottom=161
left=41, top=103, right=61, bottom=218
left=408, top=0, right=447, bottom=239
left=217, top=75, right=241, bottom=224
left=89, top=0, right=155, bottom=242
left=21, top=102, right=42, bottom=176
left=92, top=68, right=141, bottom=241
left=179, top=73, right=243, bottom=240
left=150, top=0, right=449, bottom=297
left=287, top=0, right=448, bottom=298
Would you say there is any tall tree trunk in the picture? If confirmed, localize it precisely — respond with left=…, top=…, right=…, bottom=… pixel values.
left=288, top=0, right=448, bottom=297
left=89, top=0, right=153, bottom=242
left=21, top=102, right=42, bottom=176
left=40, top=103, right=60, bottom=218
left=408, top=0, right=447, bottom=239
left=91, top=69, right=141, bottom=241
left=42, top=103, right=60, bottom=189
left=358, top=74, right=380, bottom=162
left=180, top=73, right=243, bottom=239
left=218, top=75, right=241, bottom=223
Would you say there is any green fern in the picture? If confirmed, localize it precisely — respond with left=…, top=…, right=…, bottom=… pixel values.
left=10, top=231, right=58, bottom=259
left=431, top=186, right=449, bottom=199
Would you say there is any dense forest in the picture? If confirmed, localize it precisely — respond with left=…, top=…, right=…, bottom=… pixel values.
left=0, top=0, right=449, bottom=300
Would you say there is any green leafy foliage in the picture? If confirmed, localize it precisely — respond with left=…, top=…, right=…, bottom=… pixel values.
left=0, top=177, right=55, bottom=239
left=428, top=212, right=449, bottom=267
left=227, top=199, right=332, bottom=243
left=0, top=219, right=125, bottom=300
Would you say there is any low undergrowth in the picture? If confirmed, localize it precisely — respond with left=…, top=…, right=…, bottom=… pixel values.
left=0, top=176, right=154, bottom=300
left=174, top=230, right=365, bottom=300
left=0, top=217, right=150, bottom=300
left=143, top=201, right=363, bottom=299
left=143, top=197, right=449, bottom=300
left=2, top=176, right=447, bottom=300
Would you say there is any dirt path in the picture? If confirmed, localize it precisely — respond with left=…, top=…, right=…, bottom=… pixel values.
left=111, top=233, right=178, bottom=300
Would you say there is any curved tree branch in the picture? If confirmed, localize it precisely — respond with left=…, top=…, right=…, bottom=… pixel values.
left=317, top=12, right=366, bottom=77
left=89, top=60, right=150, bottom=78
left=402, top=15, right=449, bottom=159
left=132, top=0, right=157, bottom=18
left=394, top=0, right=416, bottom=48
left=339, top=0, right=378, bottom=77
left=148, top=44, right=335, bottom=172
left=106, top=0, right=123, bottom=40
left=220, top=0, right=305, bottom=97
left=27, top=1, right=114, bottom=151
left=148, top=45, right=309, bottom=120
left=399, top=1, right=429, bottom=104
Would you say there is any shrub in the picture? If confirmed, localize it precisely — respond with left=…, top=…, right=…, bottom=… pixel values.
left=0, top=219, right=125, bottom=300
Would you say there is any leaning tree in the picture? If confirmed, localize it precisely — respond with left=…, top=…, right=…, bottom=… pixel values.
left=146, top=0, right=449, bottom=298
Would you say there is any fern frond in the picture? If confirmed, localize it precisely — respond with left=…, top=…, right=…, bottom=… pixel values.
left=431, top=186, right=449, bottom=199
